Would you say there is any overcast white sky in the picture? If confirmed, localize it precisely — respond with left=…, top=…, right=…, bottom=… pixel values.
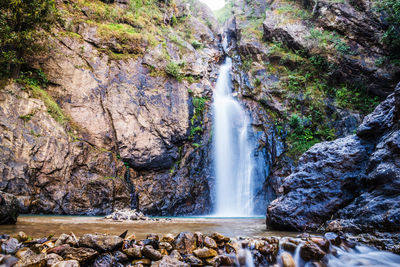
left=198, top=0, right=226, bottom=10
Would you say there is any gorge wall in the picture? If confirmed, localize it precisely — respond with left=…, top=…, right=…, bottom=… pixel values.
left=220, top=0, right=399, bottom=222
left=0, top=0, right=220, bottom=215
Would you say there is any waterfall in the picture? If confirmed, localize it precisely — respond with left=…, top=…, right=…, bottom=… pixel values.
left=212, top=46, right=256, bottom=217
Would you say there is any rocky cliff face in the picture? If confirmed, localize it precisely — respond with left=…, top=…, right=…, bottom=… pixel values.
left=219, top=0, right=399, bottom=215
left=0, top=0, right=220, bottom=215
left=267, top=82, right=400, bottom=232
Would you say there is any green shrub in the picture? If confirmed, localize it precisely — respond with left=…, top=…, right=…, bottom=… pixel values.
left=191, top=40, right=203, bottom=49
left=165, top=61, right=182, bottom=80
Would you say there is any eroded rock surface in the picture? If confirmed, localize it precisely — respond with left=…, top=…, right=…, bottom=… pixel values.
left=0, top=0, right=218, bottom=216
left=267, top=83, right=400, bottom=232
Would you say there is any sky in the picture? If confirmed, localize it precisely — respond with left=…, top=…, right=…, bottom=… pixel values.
left=198, top=0, right=226, bottom=10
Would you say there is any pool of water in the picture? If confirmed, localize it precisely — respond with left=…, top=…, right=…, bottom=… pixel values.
left=0, top=215, right=297, bottom=239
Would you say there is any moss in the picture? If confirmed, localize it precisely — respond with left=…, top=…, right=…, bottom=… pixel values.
left=30, top=84, right=68, bottom=126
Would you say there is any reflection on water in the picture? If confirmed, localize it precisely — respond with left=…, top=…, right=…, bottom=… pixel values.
left=0, top=215, right=297, bottom=239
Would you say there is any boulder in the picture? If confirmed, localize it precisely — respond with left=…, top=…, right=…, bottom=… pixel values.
left=1, top=238, right=20, bottom=255
left=79, top=234, right=123, bottom=252
left=300, top=242, right=326, bottom=261
left=123, top=245, right=142, bottom=259
left=46, top=253, right=63, bottom=266
left=0, top=192, right=19, bottom=224
left=280, top=252, right=295, bottom=267
left=173, top=232, right=197, bottom=255
left=193, top=247, right=217, bottom=258
left=152, top=255, right=189, bottom=267
left=51, top=260, right=79, bottom=267
left=267, top=135, right=370, bottom=231
left=61, top=247, right=98, bottom=262
left=141, top=245, right=163, bottom=261
left=267, top=83, right=400, bottom=232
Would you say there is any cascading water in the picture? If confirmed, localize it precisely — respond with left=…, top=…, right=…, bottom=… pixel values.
left=212, top=39, right=256, bottom=217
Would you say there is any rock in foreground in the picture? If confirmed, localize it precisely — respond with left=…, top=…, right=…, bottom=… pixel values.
left=267, top=83, right=400, bottom=232
left=1, top=231, right=400, bottom=266
left=0, top=192, right=19, bottom=225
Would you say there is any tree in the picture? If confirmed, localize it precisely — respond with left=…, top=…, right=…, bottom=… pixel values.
left=0, top=0, right=58, bottom=78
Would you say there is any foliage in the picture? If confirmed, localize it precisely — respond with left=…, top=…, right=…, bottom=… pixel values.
left=376, top=0, right=400, bottom=56
left=0, top=0, right=58, bottom=78
left=286, top=114, right=335, bottom=160
left=308, top=28, right=351, bottom=55
left=18, top=70, right=68, bottom=126
left=214, top=1, right=233, bottom=25
left=189, top=96, right=208, bottom=140
left=191, top=40, right=203, bottom=50
left=335, top=83, right=381, bottom=114
left=165, top=61, right=182, bottom=80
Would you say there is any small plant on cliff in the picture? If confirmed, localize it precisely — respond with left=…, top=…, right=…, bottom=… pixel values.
left=0, top=0, right=58, bottom=78
left=165, top=61, right=182, bottom=81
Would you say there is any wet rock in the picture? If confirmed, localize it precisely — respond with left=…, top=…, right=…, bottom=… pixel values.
left=152, top=255, right=189, bottom=267
left=216, top=255, right=235, bottom=266
left=142, top=245, right=162, bottom=261
left=173, top=232, right=197, bottom=255
left=258, top=243, right=279, bottom=257
left=125, top=234, right=136, bottom=242
left=203, top=237, right=217, bottom=249
left=326, top=220, right=343, bottom=233
left=267, top=83, right=400, bottom=233
left=1, top=238, right=19, bottom=254
left=0, top=192, right=19, bottom=224
left=267, top=135, right=370, bottom=231
left=210, top=233, right=229, bottom=243
left=169, top=250, right=183, bottom=261
left=15, top=252, right=46, bottom=267
left=300, top=242, right=326, bottom=261
left=105, top=209, right=150, bottom=221
left=79, top=234, right=123, bottom=252
left=132, top=258, right=151, bottom=265
left=310, top=238, right=330, bottom=252
left=54, top=234, right=77, bottom=247
left=183, top=255, right=203, bottom=266
left=16, top=232, right=28, bottom=243
left=112, top=251, right=129, bottom=263
left=159, top=242, right=173, bottom=252
left=193, top=247, right=217, bottom=258
left=47, top=245, right=70, bottom=255
left=0, top=255, right=18, bottom=267
left=280, top=252, right=295, bottom=267
left=92, top=253, right=115, bottom=267
left=280, top=241, right=297, bottom=253
left=324, top=233, right=341, bottom=246
left=46, top=253, right=63, bottom=266
left=61, top=247, right=98, bottom=262
left=123, top=245, right=142, bottom=259
left=146, top=234, right=159, bottom=241
left=51, top=260, right=79, bottom=267
left=160, top=234, right=174, bottom=244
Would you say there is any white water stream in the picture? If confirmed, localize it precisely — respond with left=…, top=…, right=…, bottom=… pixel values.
left=213, top=46, right=256, bottom=216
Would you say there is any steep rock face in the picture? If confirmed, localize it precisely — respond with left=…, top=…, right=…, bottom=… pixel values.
left=267, top=83, right=400, bottom=232
left=0, top=0, right=219, bottom=215
left=262, top=0, right=399, bottom=97
left=0, top=83, right=130, bottom=215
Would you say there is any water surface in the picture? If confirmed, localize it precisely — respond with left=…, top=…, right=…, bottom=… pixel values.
left=0, top=215, right=297, bottom=239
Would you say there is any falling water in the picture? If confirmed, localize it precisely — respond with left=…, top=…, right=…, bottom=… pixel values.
left=213, top=42, right=255, bottom=217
